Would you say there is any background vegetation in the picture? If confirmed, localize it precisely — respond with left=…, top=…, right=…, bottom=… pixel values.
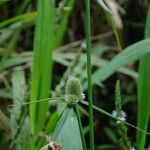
left=0, top=0, right=150, bottom=150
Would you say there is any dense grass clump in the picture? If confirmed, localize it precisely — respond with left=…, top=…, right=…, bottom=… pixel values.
left=0, top=0, right=150, bottom=150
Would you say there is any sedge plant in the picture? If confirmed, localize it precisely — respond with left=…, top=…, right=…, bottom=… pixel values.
left=1, top=0, right=150, bottom=149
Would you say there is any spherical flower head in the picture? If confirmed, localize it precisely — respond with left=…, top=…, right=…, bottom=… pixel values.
left=65, top=77, right=85, bottom=104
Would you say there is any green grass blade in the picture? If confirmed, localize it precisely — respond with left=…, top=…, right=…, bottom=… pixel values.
left=0, top=1, right=30, bottom=63
left=30, top=0, right=55, bottom=133
left=54, top=0, right=75, bottom=48
left=0, top=12, right=36, bottom=28
left=15, top=0, right=30, bottom=15
left=115, top=80, right=122, bottom=114
left=96, top=1, right=122, bottom=50
left=137, top=3, right=150, bottom=150
left=84, top=38, right=150, bottom=88
left=0, top=50, right=138, bottom=80
left=85, top=0, right=95, bottom=149
left=104, top=11, right=122, bottom=50
left=10, top=67, right=29, bottom=150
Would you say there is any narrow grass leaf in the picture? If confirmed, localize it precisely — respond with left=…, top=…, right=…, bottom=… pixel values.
left=30, top=0, right=55, bottom=133
left=104, top=11, right=122, bottom=50
left=0, top=12, right=36, bottom=28
left=10, top=66, right=29, bottom=150
left=0, top=50, right=138, bottom=80
left=137, top=3, right=150, bottom=150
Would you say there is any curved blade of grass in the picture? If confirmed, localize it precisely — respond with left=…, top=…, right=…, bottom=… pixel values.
left=83, top=38, right=150, bottom=89
left=96, top=0, right=122, bottom=50
left=0, top=51, right=138, bottom=80
left=104, top=11, right=122, bottom=50
left=30, top=0, right=55, bottom=133
left=0, top=51, right=67, bottom=73
left=137, top=3, right=150, bottom=150
left=0, top=12, right=36, bottom=28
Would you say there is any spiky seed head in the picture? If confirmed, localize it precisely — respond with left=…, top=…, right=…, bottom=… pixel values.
left=65, top=77, right=82, bottom=96
left=65, top=77, right=85, bottom=104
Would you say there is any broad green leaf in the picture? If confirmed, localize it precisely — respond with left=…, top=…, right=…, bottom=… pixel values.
left=55, top=109, right=83, bottom=150
left=35, top=110, right=66, bottom=150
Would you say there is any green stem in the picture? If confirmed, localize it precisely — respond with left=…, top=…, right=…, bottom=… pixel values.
left=74, top=104, right=87, bottom=150
left=80, top=100, right=150, bottom=136
left=85, top=0, right=94, bottom=149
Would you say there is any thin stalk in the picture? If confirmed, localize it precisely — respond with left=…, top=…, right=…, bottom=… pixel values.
left=74, top=104, right=87, bottom=150
left=80, top=100, right=150, bottom=136
left=9, top=98, right=64, bottom=106
left=85, top=0, right=94, bottom=149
